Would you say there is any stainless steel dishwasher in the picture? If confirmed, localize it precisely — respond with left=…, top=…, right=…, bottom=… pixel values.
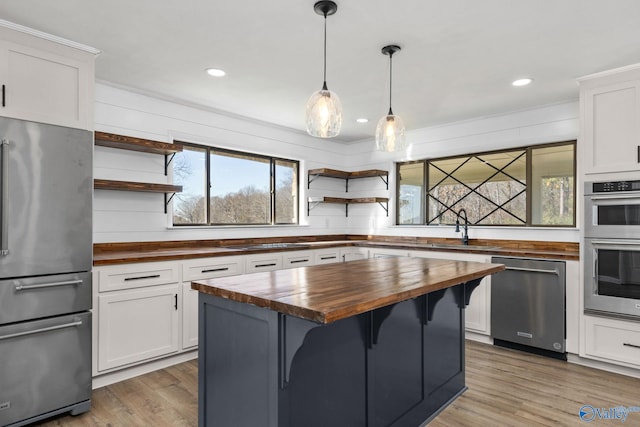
left=490, top=257, right=566, bottom=357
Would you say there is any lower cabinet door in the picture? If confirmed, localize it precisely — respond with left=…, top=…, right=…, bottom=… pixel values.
left=97, top=284, right=180, bottom=371
left=182, top=282, right=199, bottom=350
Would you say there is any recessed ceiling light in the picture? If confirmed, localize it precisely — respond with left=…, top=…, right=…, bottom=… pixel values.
left=512, top=78, right=533, bottom=87
left=356, top=118, right=369, bottom=123
left=206, top=68, right=226, bottom=77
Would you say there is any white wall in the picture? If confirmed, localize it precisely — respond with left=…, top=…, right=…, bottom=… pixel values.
left=341, top=101, right=581, bottom=243
left=94, top=83, right=580, bottom=244
left=93, top=83, right=351, bottom=243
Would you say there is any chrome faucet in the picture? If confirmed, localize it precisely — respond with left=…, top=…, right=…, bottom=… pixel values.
left=455, top=208, right=469, bottom=245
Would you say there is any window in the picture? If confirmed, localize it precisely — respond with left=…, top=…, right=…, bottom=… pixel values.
left=395, top=141, right=575, bottom=227
left=172, top=142, right=299, bottom=226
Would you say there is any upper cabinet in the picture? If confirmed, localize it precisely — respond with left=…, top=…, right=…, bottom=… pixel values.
left=579, top=64, right=640, bottom=176
left=0, top=21, right=98, bottom=130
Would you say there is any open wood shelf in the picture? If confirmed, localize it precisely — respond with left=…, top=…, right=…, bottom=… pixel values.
left=94, top=179, right=182, bottom=194
left=93, top=131, right=184, bottom=214
left=94, top=131, right=183, bottom=155
left=307, top=196, right=389, bottom=217
left=307, top=168, right=388, bottom=191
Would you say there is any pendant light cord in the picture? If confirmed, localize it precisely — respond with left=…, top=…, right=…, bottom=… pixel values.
left=388, top=52, right=394, bottom=116
left=322, top=13, right=328, bottom=90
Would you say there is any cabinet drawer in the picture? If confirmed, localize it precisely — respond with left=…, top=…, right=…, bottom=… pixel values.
left=314, top=250, right=340, bottom=265
left=585, top=316, right=640, bottom=367
left=245, top=254, right=283, bottom=272
left=283, top=252, right=313, bottom=269
left=97, top=262, right=180, bottom=292
left=182, top=256, right=244, bottom=281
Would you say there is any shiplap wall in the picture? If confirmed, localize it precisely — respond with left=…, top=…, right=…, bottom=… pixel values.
left=94, top=82, right=580, bottom=243
left=93, top=83, right=351, bottom=243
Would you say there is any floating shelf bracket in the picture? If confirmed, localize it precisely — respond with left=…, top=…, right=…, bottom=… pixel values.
left=165, top=192, right=177, bottom=214
left=165, top=153, right=177, bottom=176
left=379, top=200, right=389, bottom=216
left=379, top=175, right=388, bottom=190
left=307, top=199, right=321, bottom=216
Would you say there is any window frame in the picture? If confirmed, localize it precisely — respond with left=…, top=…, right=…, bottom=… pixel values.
left=395, top=140, right=576, bottom=227
left=172, top=141, right=300, bottom=226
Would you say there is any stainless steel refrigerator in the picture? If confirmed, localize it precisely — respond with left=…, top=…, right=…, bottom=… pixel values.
left=0, top=117, right=92, bottom=426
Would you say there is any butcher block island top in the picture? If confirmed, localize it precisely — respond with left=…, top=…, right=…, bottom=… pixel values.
left=191, top=256, right=505, bottom=324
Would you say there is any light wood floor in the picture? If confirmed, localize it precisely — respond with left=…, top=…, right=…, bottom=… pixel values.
left=37, top=341, right=640, bottom=426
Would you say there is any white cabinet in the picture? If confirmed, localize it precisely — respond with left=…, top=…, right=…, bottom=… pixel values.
left=369, top=248, right=411, bottom=258
left=182, top=282, right=199, bottom=350
left=314, top=248, right=341, bottom=265
left=97, top=262, right=180, bottom=292
left=97, top=283, right=181, bottom=372
left=181, top=256, right=244, bottom=350
left=579, top=64, right=640, bottom=175
left=282, top=250, right=314, bottom=269
left=410, top=250, right=492, bottom=335
left=584, top=315, right=640, bottom=368
left=94, top=261, right=182, bottom=374
left=0, top=23, right=96, bottom=130
left=245, top=253, right=283, bottom=272
left=340, top=247, right=369, bottom=262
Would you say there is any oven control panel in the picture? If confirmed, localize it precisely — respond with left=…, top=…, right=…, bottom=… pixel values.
left=591, top=180, right=640, bottom=193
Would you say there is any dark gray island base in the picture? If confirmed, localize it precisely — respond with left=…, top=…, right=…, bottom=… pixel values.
left=192, top=257, right=504, bottom=427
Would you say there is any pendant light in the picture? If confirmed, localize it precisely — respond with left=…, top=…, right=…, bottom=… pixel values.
left=375, top=45, right=406, bottom=152
left=306, top=1, right=342, bottom=138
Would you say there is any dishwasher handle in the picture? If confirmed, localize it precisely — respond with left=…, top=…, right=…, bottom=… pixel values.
left=505, top=266, right=559, bottom=275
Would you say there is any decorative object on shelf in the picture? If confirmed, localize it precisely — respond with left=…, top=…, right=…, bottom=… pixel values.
left=306, top=1, right=342, bottom=138
left=375, top=44, right=406, bottom=152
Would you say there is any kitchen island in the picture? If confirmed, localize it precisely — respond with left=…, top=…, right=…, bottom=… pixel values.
left=192, top=257, right=504, bottom=427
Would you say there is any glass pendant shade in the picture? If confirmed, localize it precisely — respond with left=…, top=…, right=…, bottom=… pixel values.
left=306, top=85, right=342, bottom=138
left=375, top=112, right=406, bottom=152
left=306, top=1, right=341, bottom=138
left=376, top=44, right=405, bottom=152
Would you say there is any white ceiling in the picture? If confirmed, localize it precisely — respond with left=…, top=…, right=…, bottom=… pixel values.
left=2, top=1, right=640, bottom=142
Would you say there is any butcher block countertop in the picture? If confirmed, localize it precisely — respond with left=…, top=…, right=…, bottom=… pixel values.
left=93, top=235, right=579, bottom=266
left=191, top=257, right=505, bottom=324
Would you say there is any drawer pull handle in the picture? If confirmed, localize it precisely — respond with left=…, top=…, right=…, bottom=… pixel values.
left=320, top=256, right=336, bottom=260
left=0, top=320, right=82, bottom=341
left=290, top=259, right=308, bottom=264
left=201, top=267, right=229, bottom=273
left=505, top=266, right=559, bottom=275
left=623, top=343, right=640, bottom=349
left=124, top=274, right=161, bottom=281
left=15, top=279, right=83, bottom=291
left=255, top=263, right=277, bottom=268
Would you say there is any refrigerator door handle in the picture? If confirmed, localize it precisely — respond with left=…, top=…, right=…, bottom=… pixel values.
left=0, top=138, right=8, bottom=256
left=14, top=279, right=84, bottom=291
left=0, top=319, right=83, bottom=341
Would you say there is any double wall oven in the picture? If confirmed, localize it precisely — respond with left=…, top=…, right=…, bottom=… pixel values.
left=584, top=180, right=640, bottom=318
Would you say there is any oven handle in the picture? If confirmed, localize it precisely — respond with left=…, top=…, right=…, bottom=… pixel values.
left=588, top=194, right=640, bottom=201
left=590, top=240, right=640, bottom=246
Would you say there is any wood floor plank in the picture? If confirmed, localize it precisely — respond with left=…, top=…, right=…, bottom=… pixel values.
left=35, top=343, right=640, bottom=426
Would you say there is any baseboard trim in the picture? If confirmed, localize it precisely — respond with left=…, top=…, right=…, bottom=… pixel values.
left=92, top=350, right=198, bottom=389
